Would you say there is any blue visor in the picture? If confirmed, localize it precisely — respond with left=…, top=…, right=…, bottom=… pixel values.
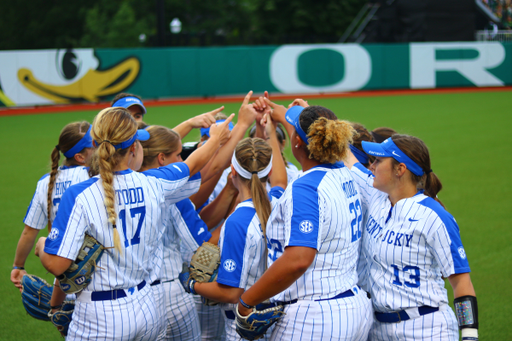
left=349, top=145, right=369, bottom=165
left=95, top=129, right=150, bottom=150
left=63, top=125, right=93, bottom=158
left=112, top=96, right=146, bottom=114
left=200, top=119, right=234, bottom=137
left=285, top=106, right=307, bottom=145
left=362, top=138, right=424, bottom=176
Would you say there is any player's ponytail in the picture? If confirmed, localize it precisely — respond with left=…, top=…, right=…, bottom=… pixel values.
left=392, top=134, right=445, bottom=208
left=234, top=138, right=272, bottom=235
left=91, top=108, right=137, bottom=253
left=297, top=106, right=355, bottom=164
left=46, top=121, right=90, bottom=231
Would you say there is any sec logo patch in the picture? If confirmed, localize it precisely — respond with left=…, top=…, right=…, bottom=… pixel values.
left=223, top=259, right=236, bottom=272
left=299, top=220, right=314, bottom=234
left=458, top=247, right=467, bottom=259
left=48, top=228, right=59, bottom=240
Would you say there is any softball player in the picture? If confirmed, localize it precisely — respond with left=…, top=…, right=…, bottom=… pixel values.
left=35, top=107, right=231, bottom=341
left=11, top=121, right=93, bottom=292
left=347, top=135, right=479, bottom=341
left=184, top=122, right=288, bottom=340
left=111, top=93, right=146, bottom=122
left=237, top=105, right=372, bottom=341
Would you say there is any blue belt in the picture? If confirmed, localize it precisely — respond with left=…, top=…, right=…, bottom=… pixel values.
left=225, top=310, right=236, bottom=320
left=150, top=278, right=175, bottom=286
left=275, top=287, right=357, bottom=306
left=375, top=306, right=439, bottom=323
left=91, top=280, right=146, bottom=301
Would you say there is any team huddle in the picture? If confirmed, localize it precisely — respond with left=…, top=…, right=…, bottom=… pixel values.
left=11, top=91, right=478, bottom=341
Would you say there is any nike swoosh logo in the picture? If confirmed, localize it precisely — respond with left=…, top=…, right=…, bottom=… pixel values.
left=173, top=165, right=182, bottom=172
left=197, top=227, right=205, bottom=235
left=392, top=151, right=400, bottom=157
left=408, top=218, right=419, bottom=222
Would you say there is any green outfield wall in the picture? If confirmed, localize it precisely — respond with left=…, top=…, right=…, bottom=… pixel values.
left=1, top=42, right=511, bottom=107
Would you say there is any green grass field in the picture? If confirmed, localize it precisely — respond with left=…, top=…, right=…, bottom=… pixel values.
left=1, top=90, right=510, bottom=340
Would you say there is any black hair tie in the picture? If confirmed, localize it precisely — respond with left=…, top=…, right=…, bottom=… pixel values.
left=251, top=171, right=258, bottom=174
left=55, top=145, right=60, bottom=151
left=426, top=169, right=433, bottom=174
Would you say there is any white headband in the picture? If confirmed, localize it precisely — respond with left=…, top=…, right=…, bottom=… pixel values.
left=231, top=152, right=273, bottom=180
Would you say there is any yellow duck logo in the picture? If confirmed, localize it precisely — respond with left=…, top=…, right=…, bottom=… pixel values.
left=0, top=49, right=140, bottom=107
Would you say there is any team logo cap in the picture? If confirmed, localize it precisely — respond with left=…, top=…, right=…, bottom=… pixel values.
left=362, top=138, right=424, bottom=176
left=112, top=96, right=147, bottom=114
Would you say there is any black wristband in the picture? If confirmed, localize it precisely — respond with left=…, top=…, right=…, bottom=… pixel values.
left=12, top=266, right=25, bottom=270
left=454, top=295, right=478, bottom=329
left=239, top=297, right=254, bottom=310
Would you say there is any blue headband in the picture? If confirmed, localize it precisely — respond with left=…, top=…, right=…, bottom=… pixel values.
left=362, top=138, right=424, bottom=176
left=285, top=106, right=308, bottom=145
left=112, top=96, right=147, bottom=114
left=349, top=145, right=369, bottom=165
left=200, top=120, right=234, bottom=137
left=95, top=129, right=150, bottom=150
left=63, top=125, right=93, bottom=158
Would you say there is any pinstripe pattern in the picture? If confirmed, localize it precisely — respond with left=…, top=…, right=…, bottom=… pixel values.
left=24, top=166, right=89, bottom=229
left=67, top=285, right=161, bottom=341
left=351, top=164, right=470, bottom=340
left=270, top=290, right=372, bottom=341
left=218, top=189, right=283, bottom=341
left=152, top=198, right=210, bottom=340
left=154, top=281, right=201, bottom=341
left=369, top=306, right=458, bottom=341
left=264, top=163, right=372, bottom=340
left=45, top=163, right=197, bottom=340
left=267, top=164, right=362, bottom=302
left=195, top=295, right=226, bottom=341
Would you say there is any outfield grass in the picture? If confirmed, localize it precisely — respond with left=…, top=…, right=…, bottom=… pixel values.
left=1, top=90, right=510, bottom=340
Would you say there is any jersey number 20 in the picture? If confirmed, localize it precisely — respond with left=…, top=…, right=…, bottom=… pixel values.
left=119, top=206, right=146, bottom=247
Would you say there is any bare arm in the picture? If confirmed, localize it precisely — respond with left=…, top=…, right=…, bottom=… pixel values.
left=11, top=225, right=40, bottom=291
left=173, top=107, right=221, bottom=139
left=343, top=148, right=360, bottom=169
left=448, top=272, right=476, bottom=298
left=200, top=174, right=238, bottom=230
left=185, top=114, right=234, bottom=176
left=194, top=281, right=244, bottom=304
left=262, top=113, right=287, bottom=189
left=35, top=237, right=72, bottom=276
left=200, top=91, right=257, bottom=182
left=237, top=246, right=317, bottom=315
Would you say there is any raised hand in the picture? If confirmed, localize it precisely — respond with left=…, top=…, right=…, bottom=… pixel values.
left=288, top=98, right=309, bottom=108
left=188, top=107, right=222, bottom=128
left=237, top=91, right=258, bottom=128
left=209, top=113, right=235, bottom=146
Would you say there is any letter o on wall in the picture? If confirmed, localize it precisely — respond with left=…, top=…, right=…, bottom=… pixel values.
left=270, top=44, right=372, bottom=93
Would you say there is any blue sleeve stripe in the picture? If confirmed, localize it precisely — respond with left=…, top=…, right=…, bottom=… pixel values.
left=217, top=207, right=255, bottom=288
left=175, top=199, right=212, bottom=245
left=44, top=178, right=99, bottom=255
left=288, top=172, right=326, bottom=250
left=269, top=186, right=285, bottom=200
left=142, top=162, right=190, bottom=180
left=419, top=197, right=471, bottom=273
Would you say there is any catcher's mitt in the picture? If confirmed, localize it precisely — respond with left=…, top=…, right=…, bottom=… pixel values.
left=235, top=303, right=285, bottom=340
left=48, top=300, right=75, bottom=337
left=190, top=242, right=220, bottom=306
left=21, top=274, right=53, bottom=321
left=57, top=234, right=104, bottom=294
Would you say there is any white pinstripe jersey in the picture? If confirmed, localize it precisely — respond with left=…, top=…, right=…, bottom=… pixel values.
left=24, top=166, right=89, bottom=230
left=217, top=187, right=284, bottom=311
left=351, top=163, right=471, bottom=312
left=155, top=197, right=212, bottom=283
left=45, top=162, right=199, bottom=292
left=266, top=163, right=362, bottom=302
